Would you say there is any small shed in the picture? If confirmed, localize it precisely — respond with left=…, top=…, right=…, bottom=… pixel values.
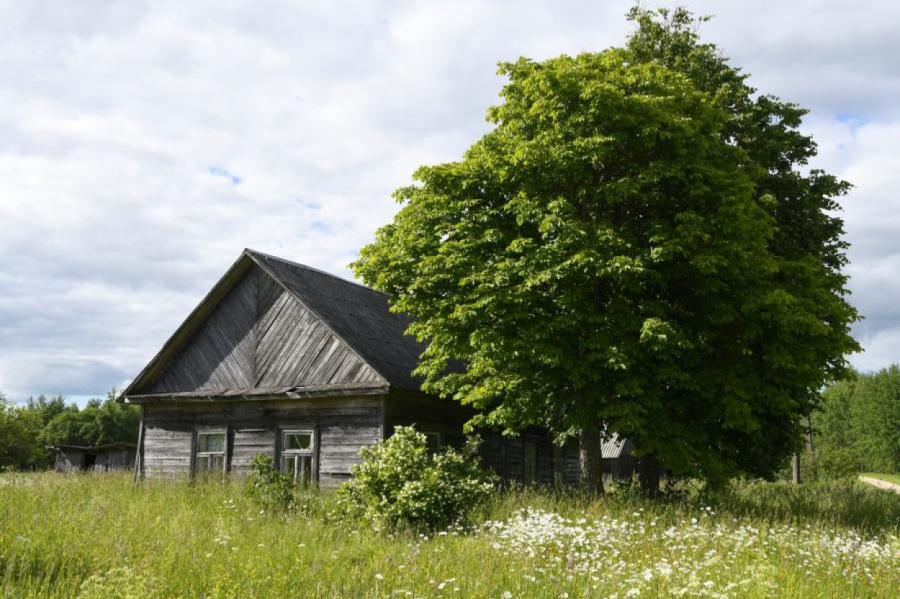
left=51, top=443, right=137, bottom=472
left=602, top=435, right=637, bottom=481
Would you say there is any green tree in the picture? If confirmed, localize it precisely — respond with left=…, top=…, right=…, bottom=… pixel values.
left=25, top=394, right=68, bottom=427
left=42, top=390, right=139, bottom=448
left=850, top=367, right=900, bottom=472
left=353, top=8, right=858, bottom=492
left=0, top=393, right=49, bottom=470
left=816, top=367, right=900, bottom=476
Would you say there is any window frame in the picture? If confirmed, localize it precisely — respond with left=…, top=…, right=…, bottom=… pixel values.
left=193, top=428, right=227, bottom=477
left=278, top=427, right=318, bottom=485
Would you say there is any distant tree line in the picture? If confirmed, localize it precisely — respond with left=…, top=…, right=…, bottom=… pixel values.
left=0, top=390, right=139, bottom=471
left=807, top=366, right=900, bottom=478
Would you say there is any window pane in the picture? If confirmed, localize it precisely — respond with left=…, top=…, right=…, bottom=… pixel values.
left=197, top=455, right=209, bottom=471
left=199, top=433, right=225, bottom=453
left=299, top=456, right=312, bottom=485
left=282, top=455, right=297, bottom=477
left=285, top=432, right=311, bottom=451
left=210, top=455, right=224, bottom=472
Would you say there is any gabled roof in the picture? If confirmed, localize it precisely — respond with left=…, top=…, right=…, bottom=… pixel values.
left=248, top=250, right=425, bottom=391
left=123, top=249, right=425, bottom=399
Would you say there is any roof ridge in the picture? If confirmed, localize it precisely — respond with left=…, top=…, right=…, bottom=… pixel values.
left=243, top=248, right=387, bottom=296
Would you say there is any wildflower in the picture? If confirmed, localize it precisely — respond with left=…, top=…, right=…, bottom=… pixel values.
left=375, top=573, right=384, bottom=581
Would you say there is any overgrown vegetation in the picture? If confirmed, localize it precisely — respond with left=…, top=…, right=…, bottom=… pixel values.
left=242, top=454, right=295, bottom=513
left=0, top=473, right=896, bottom=597
left=337, top=427, right=496, bottom=532
left=0, top=391, right=139, bottom=471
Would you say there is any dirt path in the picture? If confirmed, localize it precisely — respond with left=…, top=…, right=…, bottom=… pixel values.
left=859, top=476, right=900, bottom=494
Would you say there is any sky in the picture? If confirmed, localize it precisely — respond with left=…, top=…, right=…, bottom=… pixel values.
left=1, top=0, right=898, bottom=405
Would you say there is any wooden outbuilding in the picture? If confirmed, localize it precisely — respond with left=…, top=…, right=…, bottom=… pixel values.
left=51, top=442, right=137, bottom=472
left=602, top=435, right=637, bottom=481
left=123, top=249, right=585, bottom=487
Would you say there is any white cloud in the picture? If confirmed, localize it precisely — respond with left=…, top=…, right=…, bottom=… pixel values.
left=0, top=0, right=898, bottom=401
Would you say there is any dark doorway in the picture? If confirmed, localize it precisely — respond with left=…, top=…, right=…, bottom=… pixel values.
left=82, top=453, right=96, bottom=471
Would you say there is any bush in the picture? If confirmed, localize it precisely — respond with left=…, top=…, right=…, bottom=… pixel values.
left=337, top=426, right=495, bottom=532
left=243, top=454, right=294, bottom=512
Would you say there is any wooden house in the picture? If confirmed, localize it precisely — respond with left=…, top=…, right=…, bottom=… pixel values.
left=122, top=249, right=583, bottom=487
left=51, top=442, right=137, bottom=472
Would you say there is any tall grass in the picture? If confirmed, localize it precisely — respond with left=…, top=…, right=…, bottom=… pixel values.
left=0, top=473, right=897, bottom=597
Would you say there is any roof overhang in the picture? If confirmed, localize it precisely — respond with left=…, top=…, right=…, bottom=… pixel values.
left=126, top=382, right=390, bottom=404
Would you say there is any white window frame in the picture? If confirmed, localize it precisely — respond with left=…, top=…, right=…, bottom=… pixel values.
left=194, top=429, right=227, bottom=476
left=280, top=428, right=316, bottom=485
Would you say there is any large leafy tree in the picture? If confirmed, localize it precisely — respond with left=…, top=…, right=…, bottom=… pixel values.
left=354, top=8, right=858, bottom=492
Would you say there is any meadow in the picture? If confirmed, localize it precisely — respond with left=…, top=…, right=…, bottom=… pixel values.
left=0, top=473, right=897, bottom=598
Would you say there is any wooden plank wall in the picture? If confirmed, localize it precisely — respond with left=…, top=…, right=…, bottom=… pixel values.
left=383, top=393, right=472, bottom=448
left=384, top=392, right=581, bottom=486
left=145, top=267, right=384, bottom=395
left=140, top=397, right=383, bottom=487
left=255, top=269, right=383, bottom=388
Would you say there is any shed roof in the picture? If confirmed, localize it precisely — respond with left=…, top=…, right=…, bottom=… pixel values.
left=601, top=435, right=632, bottom=459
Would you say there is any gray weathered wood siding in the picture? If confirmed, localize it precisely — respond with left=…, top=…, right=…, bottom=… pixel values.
left=255, top=269, right=383, bottom=388
left=140, top=397, right=382, bottom=487
left=383, top=392, right=579, bottom=486
left=383, top=392, right=472, bottom=448
left=144, top=266, right=384, bottom=396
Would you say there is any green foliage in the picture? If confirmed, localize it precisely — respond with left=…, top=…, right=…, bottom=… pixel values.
left=338, top=426, right=496, bottom=532
left=41, top=392, right=140, bottom=449
left=704, top=478, right=900, bottom=534
left=0, top=390, right=139, bottom=471
left=243, top=454, right=294, bottom=513
left=353, top=7, right=858, bottom=485
left=0, top=397, right=43, bottom=470
left=813, top=367, right=900, bottom=476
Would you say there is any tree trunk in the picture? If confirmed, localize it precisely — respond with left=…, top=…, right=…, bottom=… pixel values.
left=791, top=453, right=801, bottom=484
left=578, top=428, right=604, bottom=496
left=638, top=455, right=660, bottom=497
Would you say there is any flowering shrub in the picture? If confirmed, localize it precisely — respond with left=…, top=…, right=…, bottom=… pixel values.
left=338, top=426, right=495, bottom=532
left=243, top=454, right=293, bottom=512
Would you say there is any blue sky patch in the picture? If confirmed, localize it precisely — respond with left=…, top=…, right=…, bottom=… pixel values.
left=208, top=166, right=242, bottom=186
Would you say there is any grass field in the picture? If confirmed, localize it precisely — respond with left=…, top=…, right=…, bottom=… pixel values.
left=862, top=473, right=900, bottom=486
left=0, top=473, right=898, bottom=598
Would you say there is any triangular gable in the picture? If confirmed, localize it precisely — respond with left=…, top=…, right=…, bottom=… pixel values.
left=248, top=250, right=427, bottom=390
left=124, top=251, right=387, bottom=398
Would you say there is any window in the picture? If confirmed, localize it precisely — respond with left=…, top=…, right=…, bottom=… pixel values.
left=196, top=431, right=226, bottom=474
left=281, top=429, right=315, bottom=485
left=423, top=432, right=441, bottom=454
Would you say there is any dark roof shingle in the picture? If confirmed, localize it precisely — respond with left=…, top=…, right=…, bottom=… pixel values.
left=247, top=250, right=426, bottom=391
